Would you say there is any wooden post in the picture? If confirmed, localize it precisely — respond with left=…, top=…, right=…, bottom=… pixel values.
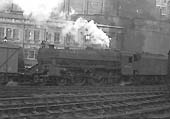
left=167, top=50, right=170, bottom=95
left=167, top=51, right=170, bottom=80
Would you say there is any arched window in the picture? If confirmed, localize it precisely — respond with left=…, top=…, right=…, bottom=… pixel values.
left=54, top=32, right=60, bottom=43
left=0, top=27, right=4, bottom=38
left=6, top=28, right=12, bottom=38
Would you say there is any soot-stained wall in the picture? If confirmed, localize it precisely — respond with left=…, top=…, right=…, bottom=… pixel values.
left=64, top=0, right=170, bottom=54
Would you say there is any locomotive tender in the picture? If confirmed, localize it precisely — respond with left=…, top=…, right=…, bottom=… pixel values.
left=0, top=41, right=168, bottom=86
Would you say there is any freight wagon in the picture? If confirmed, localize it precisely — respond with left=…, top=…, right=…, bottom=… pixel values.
left=0, top=41, right=24, bottom=84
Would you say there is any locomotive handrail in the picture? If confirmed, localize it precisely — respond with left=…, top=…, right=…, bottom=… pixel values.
left=53, top=64, right=121, bottom=69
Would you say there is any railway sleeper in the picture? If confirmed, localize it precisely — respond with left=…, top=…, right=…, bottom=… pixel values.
left=0, top=92, right=164, bottom=109
left=43, top=98, right=170, bottom=118
left=0, top=93, right=165, bottom=115
left=0, top=97, right=168, bottom=118
left=68, top=98, right=169, bottom=117
left=86, top=102, right=170, bottom=119
left=0, top=89, right=165, bottom=100
left=147, top=111, right=170, bottom=119
left=0, top=86, right=166, bottom=99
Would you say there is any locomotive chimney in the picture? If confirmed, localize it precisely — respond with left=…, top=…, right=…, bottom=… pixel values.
left=86, top=46, right=93, bottom=50
left=64, top=47, right=70, bottom=50
left=49, top=44, right=54, bottom=49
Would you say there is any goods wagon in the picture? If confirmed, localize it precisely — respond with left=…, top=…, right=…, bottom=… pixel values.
left=0, top=41, right=24, bottom=84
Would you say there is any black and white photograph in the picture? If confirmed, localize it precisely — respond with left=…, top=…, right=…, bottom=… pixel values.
left=0, top=0, right=170, bottom=118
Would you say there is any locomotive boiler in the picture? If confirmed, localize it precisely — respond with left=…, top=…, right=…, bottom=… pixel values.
left=35, top=45, right=121, bottom=86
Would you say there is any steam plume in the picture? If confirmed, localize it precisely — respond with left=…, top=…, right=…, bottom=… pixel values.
left=62, top=17, right=110, bottom=48
left=11, top=0, right=64, bottom=21
left=0, top=0, right=16, bottom=11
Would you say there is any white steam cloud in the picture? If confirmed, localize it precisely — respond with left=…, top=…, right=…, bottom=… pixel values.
left=0, top=0, right=19, bottom=11
left=0, top=0, right=64, bottom=21
left=0, top=0, right=110, bottom=48
left=62, top=17, right=110, bottom=48
left=13, top=0, right=64, bottom=21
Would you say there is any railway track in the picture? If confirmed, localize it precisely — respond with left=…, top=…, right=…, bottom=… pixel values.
left=0, top=85, right=167, bottom=97
left=0, top=85, right=169, bottom=119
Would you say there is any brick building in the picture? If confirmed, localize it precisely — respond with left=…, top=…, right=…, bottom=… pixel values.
left=0, top=5, right=56, bottom=67
left=62, top=0, right=170, bottom=55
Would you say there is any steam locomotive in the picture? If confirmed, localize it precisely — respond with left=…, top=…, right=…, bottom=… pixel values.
left=33, top=44, right=167, bottom=86
left=0, top=41, right=168, bottom=86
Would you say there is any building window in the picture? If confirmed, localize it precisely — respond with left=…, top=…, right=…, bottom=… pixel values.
left=128, top=56, right=133, bottom=63
left=54, top=32, right=60, bottom=43
left=24, top=49, right=36, bottom=59
left=66, top=34, right=70, bottom=45
left=25, top=29, right=32, bottom=41
left=29, top=50, right=35, bottom=59
left=65, top=33, right=73, bottom=45
left=35, top=52, right=38, bottom=59
left=34, top=30, right=40, bottom=42
left=6, top=28, right=12, bottom=38
left=163, top=0, right=167, bottom=3
left=0, top=27, right=4, bottom=38
left=156, top=0, right=161, bottom=6
left=168, top=2, right=170, bottom=16
left=46, top=32, right=51, bottom=42
left=13, top=29, right=19, bottom=40
left=161, top=7, right=167, bottom=15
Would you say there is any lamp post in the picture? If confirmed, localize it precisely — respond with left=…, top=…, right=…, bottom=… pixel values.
left=159, top=6, right=162, bottom=21
left=85, top=34, right=90, bottom=41
left=85, top=34, right=90, bottom=48
left=3, top=36, right=7, bottom=42
left=4, top=36, right=8, bottom=82
left=116, top=0, right=120, bottom=17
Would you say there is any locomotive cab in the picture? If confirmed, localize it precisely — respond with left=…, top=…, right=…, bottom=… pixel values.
left=35, top=45, right=66, bottom=85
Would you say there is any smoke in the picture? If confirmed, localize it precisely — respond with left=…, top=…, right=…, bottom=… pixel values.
left=50, top=7, right=76, bottom=20
left=0, top=0, right=64, bottom=21
left=0, top=0, right=16, bottom=11
left=62, top=17, right=110, bottom=48
left=14, top=0, right=64, bottom=21
left=0, top=0, right=110, bottom=48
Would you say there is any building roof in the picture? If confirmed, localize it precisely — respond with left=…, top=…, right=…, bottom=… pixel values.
left=0, top=11, right=25, bottom=20
left=97, top=24, right=124, bottom=29
left=0, top=41, right=20, bottom=49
